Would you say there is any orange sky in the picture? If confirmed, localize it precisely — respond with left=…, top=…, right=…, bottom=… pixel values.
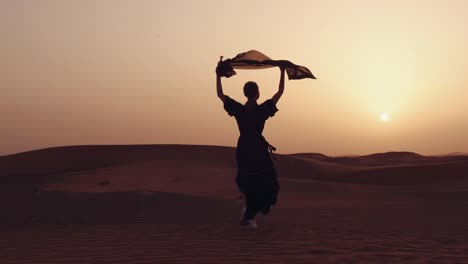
left=1, top=0, right=468, bottom=155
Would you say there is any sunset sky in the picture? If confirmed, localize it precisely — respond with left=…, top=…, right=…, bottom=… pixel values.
left=2, top=0, right=468, bottom=156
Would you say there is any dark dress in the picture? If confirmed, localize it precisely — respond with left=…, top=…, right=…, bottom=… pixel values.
left=224, top=96, right=280, bottom=220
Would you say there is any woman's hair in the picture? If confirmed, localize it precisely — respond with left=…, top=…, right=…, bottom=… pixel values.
left=243, top=81, right=259, bottom=99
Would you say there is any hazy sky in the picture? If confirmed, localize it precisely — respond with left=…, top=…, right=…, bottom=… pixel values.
left=1, top=0, right=468, bottom=155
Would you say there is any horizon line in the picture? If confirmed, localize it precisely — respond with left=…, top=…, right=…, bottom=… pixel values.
left=2, top=143, right=467, bottom=158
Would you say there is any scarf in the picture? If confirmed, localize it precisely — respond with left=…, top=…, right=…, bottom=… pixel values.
left=217, top=50, right=316, bottom=80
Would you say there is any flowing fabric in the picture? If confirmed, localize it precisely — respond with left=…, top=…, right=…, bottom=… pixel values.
left=217, top=50, right=316, bottom=80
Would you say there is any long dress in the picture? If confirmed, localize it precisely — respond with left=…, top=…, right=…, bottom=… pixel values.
left=223, top=96, right=280, bottom=220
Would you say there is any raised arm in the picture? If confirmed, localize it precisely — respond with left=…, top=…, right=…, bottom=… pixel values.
left=216, top=57, right=226, bottom=102
left=216, top=74, right=226, bottom=102
left=271, top=67, right=285, bottom=104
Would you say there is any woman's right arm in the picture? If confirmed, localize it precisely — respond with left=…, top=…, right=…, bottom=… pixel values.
left=271, top=66, right=285, bottom=104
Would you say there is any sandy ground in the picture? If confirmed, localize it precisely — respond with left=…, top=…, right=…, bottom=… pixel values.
left=1, top=145, right=468, bottom=263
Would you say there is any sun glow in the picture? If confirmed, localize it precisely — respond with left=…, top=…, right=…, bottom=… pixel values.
left=380, top=113, right=391, bottom=122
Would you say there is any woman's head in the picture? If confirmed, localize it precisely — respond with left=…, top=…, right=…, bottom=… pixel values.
left=243, top=81, right=259, bottom=101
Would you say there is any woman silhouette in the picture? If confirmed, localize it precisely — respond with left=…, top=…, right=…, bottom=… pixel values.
left=216, top=58, right=285, bottom=228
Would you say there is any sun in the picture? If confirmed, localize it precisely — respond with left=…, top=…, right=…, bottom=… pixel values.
left=380, top=113, right=391, bottom=122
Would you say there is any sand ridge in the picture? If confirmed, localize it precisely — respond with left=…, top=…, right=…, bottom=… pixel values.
left=1, top=145, right=468, bottom=263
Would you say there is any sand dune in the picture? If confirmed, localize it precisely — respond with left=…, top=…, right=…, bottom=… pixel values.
left=293, top=151, right=468, bottom=166
left=1, top=145, right=468, bottom=263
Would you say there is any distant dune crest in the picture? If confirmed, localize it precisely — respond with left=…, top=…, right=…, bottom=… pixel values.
left=1, top=145, right=468, bottom=187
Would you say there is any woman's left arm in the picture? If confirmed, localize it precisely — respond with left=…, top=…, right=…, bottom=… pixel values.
left=216, top=57, right=226, bottom=102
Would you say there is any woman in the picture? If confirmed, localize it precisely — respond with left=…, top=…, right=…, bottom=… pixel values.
left=216, top=59, right=285, bottom=228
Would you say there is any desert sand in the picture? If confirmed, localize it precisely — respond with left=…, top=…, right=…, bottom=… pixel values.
left=1, top=145, right=468, bottom=263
